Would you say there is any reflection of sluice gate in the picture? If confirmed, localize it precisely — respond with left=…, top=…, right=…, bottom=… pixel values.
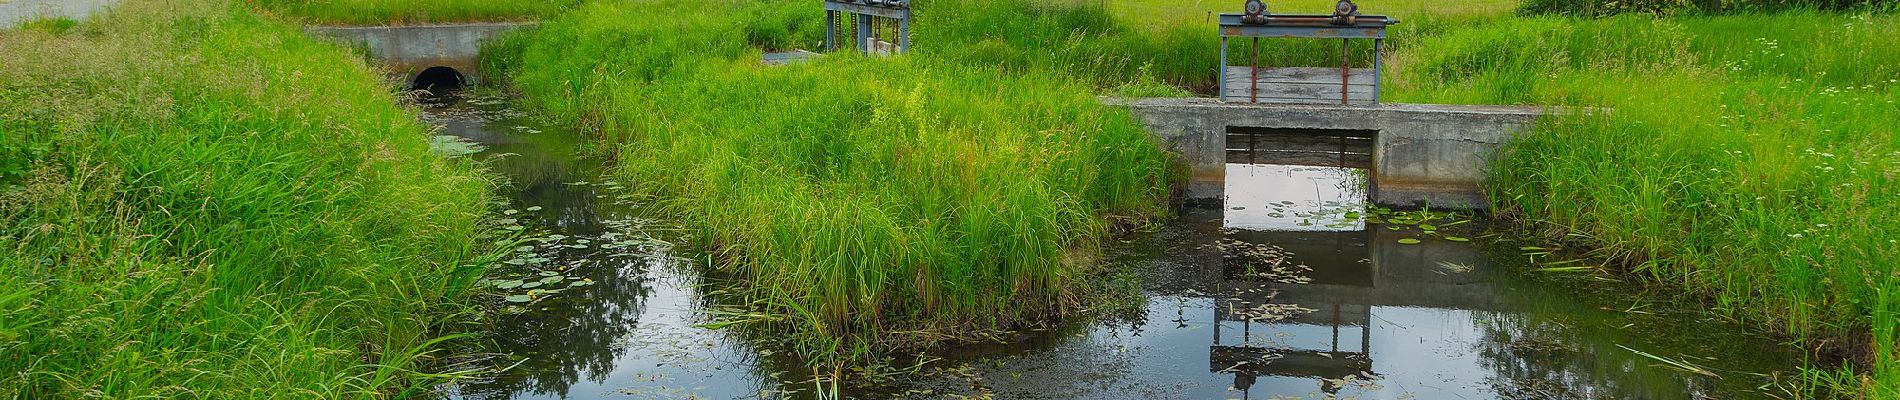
left=1211, top=229, right=1376, bottom=396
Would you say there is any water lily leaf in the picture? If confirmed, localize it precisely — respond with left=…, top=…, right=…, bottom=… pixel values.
left=526, top=206, right=544, bottom=212
left=539, top=276, right=564, bottom=285
left=569, top=281, right=591, bottom=287
left=521, top=282, right=544, bottom=289
left=503, top=209, right=519, bottom=215
left=538, top=271, right=559, bottom=277
left=495, top=280, right=524, bottom=290
left=1445, top=236, right=1471, bottom=242
left=504, top=258, right=529, bottom=266
left=505, top=295, right=532, bottom=303
left=1397, top=238, right=1422, bottom=245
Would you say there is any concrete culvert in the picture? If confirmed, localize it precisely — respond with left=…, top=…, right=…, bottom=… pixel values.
left=412, top=66, right=466, bottom=91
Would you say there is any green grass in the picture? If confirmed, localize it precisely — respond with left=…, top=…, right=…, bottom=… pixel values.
left=1384, top=11, right=1900, bottom=397
left=490, top=0, right=1173, bottom=368
left=0, top=0, right=503, bottom=397
left=1098, top=0, right=1899, bottom=394
left=244, top=0, right=578, bottom=25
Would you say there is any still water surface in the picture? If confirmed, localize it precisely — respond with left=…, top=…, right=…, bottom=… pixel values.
left=427, top=93, right=1807, bottom=399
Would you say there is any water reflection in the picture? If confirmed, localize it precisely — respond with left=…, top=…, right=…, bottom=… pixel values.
left=423, top=93, right=786, bottom=400
left=425, top=91, right=1804, bottom=399
left=889, top=163, right=1799, bottom=399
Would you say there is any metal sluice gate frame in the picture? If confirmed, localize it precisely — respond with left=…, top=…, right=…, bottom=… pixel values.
left=824, top=0, right=911, bottom=54
left=1219, top=1, right=1398, bottom=105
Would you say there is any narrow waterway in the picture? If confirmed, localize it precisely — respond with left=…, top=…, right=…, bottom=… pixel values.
left=426, top=91, right=1811, bottom=399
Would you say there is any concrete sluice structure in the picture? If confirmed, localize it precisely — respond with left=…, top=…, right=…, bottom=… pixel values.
left=1115, top=98, right=1550, bottom=209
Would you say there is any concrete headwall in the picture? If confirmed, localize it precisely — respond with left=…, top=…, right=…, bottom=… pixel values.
left=1115, top=98, right=1548, bottom=209
left=0, top=0, right=116, bottom=29
left=308, top=22, right=535, bottom=85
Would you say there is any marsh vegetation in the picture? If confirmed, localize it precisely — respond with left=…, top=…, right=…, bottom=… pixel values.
left=3, top=0, right=1896, bottom=397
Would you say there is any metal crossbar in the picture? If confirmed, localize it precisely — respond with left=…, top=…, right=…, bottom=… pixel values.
left=1218, top=13, right=1398, bottom=105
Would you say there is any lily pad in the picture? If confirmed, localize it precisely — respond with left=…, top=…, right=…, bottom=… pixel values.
left=495, top=280, right=525, bottom=290
left=521, top=282, right=544, bottom=289
left=526, top=206, right=544, bottom=212
left=505, top=295, right=532, bottom=303
left=1398, top=238, right=1423, bottom=245
left=538, top=271, right=559, bottom=277
left=1445, top=236, right=1472, bottom=242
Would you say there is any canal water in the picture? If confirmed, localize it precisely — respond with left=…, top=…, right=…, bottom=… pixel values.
left=425, top=91, right=1810, bottom=399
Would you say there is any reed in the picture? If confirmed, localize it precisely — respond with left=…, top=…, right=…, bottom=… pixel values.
left=490, top=0, right=1174, bottom=367
left=1388, top=11, right=1900, bottom=396
left=0, top=0, right=502, bottom=396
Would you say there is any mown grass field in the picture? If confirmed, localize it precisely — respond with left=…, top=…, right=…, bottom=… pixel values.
left=244, top=0, right=577, bottom=25
left=0, top=0, right=503, bottom=397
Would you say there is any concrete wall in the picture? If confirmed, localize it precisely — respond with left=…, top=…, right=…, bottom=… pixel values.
left=308, top=22, right=535, bottom=86
left=1, top=0, right=116, bottom=29
left=1114, top=98, right=1548, bottom=209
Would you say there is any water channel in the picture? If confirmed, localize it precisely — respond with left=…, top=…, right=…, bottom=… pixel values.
left=424, top=91, right=1811, bottom=399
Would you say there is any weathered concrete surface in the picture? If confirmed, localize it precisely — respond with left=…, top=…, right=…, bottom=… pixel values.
left=1112, top=98, right=1549, bottom=209
left=308, top=22, right=535, bottom=85
left=0, top=0, right=115, bottom=29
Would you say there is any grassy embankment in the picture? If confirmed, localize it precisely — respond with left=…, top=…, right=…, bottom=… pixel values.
left=1389, top=11, right=1900, bottom=395
left=0, top=0, right=503, bottom=397
left=243, top=0, right=578, bottom=25
left=1110, top=0, right=1899, bottom=395
left=486, top=0, right=1179, bottom=368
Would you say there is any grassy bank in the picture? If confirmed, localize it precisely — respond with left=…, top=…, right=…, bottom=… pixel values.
left=0, top=0, right=501, bottom=397
left=1381, top=10, right=1900, bottom=396
left=244, top=0, right=577, bottom=25
left=490, top=0, right=1172, bottom=367
left=1092, top=0, right=1899, bottom=394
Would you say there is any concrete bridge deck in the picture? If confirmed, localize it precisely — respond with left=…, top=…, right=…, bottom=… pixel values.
left=1112, top=97, right=1551, bottom=209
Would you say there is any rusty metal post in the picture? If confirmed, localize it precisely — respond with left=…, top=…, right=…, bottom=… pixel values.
left=1340, top=38, right=1351, bottom=105
left=1251, top=37, right=1260, bottom=103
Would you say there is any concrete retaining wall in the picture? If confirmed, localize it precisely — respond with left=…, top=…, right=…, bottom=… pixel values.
left=1115, top=98, right=1549, bottom=209
left=308, top=22, right=535, bottom=85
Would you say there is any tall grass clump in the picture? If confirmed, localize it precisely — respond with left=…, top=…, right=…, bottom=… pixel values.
left=244, top=0, right=578, bottom=25
left=1394, top=11, right=1900, bottom=396
left=491, top=0, right=1172, bottom=368
left=0, top=0, right=501, bottom=397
